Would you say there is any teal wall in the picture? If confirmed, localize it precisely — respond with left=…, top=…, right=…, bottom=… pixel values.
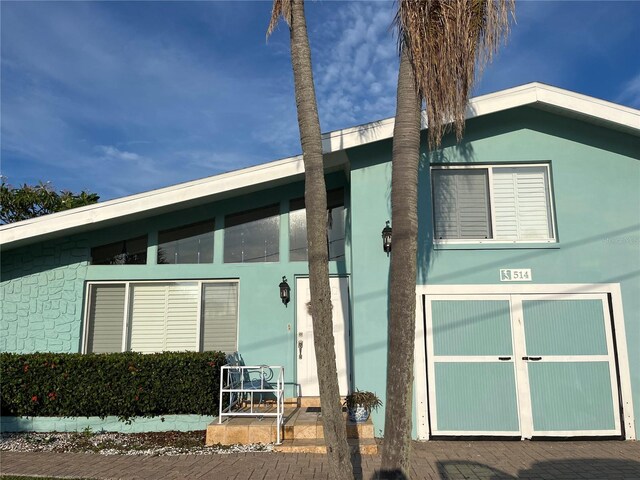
left=1, top=174, right=350, bottom=400
left=348, top=141, right=392, bottom=437
left=1, top=239, right=89, bottom=353
left=348, top=106, right=640, bottom=437
left=2, top=106, right=639, bottom=439
left=0, top=415, right=215, bottom=433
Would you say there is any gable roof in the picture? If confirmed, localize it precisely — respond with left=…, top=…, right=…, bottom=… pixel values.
left=2, top=82, right=639, bottom=250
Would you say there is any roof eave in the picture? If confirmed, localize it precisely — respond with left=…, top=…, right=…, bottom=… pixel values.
left=2, top=82, right=638, bottom=250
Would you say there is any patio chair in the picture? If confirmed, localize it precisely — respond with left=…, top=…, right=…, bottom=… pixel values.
left=218, top=356, right=285, bottom=444
left=222, top=353, right=277, bottom=409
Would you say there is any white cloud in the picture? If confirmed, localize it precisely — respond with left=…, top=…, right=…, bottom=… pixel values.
left=310, top=2, right=399, bottom=131
left=3, top=1, right=638, bottom=201
left=617, top=73, right=640, bottom=108
left=97, top=146, right=143, bottom=162
left=0, top=2, right=297, bottom=199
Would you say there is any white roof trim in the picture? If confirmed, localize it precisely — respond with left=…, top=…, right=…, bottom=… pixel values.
left=321, top=82, right=640, bottom=152
left=2, top=82, right=638, bottom=249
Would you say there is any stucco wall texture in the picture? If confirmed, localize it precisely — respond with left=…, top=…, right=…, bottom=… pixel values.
left=1, top=239, right=89, bottom=353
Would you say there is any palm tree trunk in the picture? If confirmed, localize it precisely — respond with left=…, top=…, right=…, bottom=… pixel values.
left=381, top=47, right=421, bottom=479
left=289, top=1, right=353, bottom=478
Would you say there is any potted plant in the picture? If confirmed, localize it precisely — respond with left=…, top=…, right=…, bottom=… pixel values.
left=344, top=390, right=382, bottom=423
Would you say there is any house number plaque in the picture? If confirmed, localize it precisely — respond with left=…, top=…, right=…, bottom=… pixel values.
left=500, top=268, right=532, bottom=282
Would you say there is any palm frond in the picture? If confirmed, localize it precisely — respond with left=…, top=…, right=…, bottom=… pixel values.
left=396, top=0, right=515, bottom=148
left=267, top=0, right=293, bottom=39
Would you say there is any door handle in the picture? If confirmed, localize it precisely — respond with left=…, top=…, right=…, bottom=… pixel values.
left=498, top=356, right=512, bottom=361
left=298, top=340, right=303, bottom=359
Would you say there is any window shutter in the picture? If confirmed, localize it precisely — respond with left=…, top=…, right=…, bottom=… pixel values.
left=87, top=284, right=125, bottom=353
left=129, top=285, right=167, bottom=353
left=129, top=283, right=199, bottom=353
left=433, top=169, right=491, bottom=239
left=493, top=167, right=552, bottom=240
left=202, top=282, right=239, bottom=353
left=165, top=284, right=199, bottom=351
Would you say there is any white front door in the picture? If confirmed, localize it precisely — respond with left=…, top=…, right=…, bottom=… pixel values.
left=296, top=277, right=350, bottom=397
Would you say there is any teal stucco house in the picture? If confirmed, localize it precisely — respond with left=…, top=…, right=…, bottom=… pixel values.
left=1, top=83, right=639, bottom=440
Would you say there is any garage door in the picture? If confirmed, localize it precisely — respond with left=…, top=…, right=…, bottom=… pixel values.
left=425, top=293, right=621, bottom=438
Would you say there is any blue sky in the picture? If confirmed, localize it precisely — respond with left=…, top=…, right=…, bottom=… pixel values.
left=2, top=1, right=639, bottom=201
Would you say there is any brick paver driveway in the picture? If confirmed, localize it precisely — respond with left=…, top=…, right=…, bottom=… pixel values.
left=2, top=441, right=640, bottom=479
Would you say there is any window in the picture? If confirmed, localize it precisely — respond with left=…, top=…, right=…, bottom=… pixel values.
left=158, top=221, right=214, bottom=264
left=431, top=165, right=554, bottom=243
left=91, top=236, right=147, bottom=265
left=84, top=281, right=239, bottom=354
left=201, top=283, right=238, bottom=352
left=86, top=284, right=126, bottom=353
left=129, top=283, right=200, bottom=353
left=224, top=204, right=280, bottom=263
left=289, top=188, right=346, bottom=261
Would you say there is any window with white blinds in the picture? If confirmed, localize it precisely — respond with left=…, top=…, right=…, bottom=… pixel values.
left=87, top=284, right=126, bottom=353
left=84, top=281, right=239, bottom=354
left=202, top=282, right=238, bottom=353
left=129, top=283, right=200, bottom=353
left=432, top=165, right=554, bottom=243
left=432, top=169, right=491, bottom=240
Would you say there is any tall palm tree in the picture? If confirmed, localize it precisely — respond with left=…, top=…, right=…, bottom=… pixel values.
left=268, top=1, right=353, bottom=479
left=381, top=1, right=514, bottom=478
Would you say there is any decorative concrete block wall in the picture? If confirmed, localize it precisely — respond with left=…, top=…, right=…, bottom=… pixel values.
left=1, top=239, right=89, bottom=353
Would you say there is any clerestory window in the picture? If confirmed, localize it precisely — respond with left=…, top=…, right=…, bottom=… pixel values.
left=289, top=188, right=346, bottom=261
left=157, top=220, right=214, bottom=264
left=90, top=236, right=147, bottom=265
left=223, top=204, right=280, bottom=263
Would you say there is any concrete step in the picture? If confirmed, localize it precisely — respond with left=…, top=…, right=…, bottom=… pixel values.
left=297, top=396, right=322, bottom=407
left=274, top=437, right=378, bottom=455
left=207, top=420, right=279, bottom=445
left=206, top=404, right=377, bottom=447
left=289, top=416, right=375, bottom=440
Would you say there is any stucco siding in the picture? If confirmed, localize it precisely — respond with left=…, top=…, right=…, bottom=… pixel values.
left=1, top=239, right=89, bottom=353
left=0, top=175, right=350, bottom=401
left=1, top=104, right=638, bottom=438
left=348, top=106, right=639, bottom=437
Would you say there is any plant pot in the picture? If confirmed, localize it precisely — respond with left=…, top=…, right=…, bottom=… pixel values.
left=347, top=404, right=370, bottom=423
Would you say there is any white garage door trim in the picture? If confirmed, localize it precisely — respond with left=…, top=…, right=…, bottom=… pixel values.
left=413, top=283, right=635, bottom=441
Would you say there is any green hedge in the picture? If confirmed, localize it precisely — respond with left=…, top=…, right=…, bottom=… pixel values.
left=0, top=351, right=227, bottom=421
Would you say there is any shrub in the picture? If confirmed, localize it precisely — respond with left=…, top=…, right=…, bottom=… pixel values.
left=343, top=390, right=382, bottom=412
left=0, top=351, right=227, bottom=421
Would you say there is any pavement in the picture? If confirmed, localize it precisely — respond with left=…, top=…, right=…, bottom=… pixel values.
left=2, top=440, right=640, bottom=479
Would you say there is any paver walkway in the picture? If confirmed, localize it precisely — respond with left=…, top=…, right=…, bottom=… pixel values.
left=2, top=440, right=640, bottom=479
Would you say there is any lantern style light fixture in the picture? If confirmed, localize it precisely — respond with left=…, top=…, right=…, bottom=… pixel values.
left=279, top=276, right=291, bottom=307
left=382, top=221, right=392, bottom=256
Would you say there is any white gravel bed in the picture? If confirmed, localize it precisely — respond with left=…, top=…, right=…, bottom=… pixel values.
left=0, top=432, right=273, bottom=456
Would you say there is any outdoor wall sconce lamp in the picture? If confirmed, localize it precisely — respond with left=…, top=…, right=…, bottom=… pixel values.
left=279, top=276, right=291, bottom=307
left=382, top=221, right=392, bottom=256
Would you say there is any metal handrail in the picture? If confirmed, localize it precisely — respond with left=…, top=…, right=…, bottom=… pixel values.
left=219, top=365, right=285, bottom=444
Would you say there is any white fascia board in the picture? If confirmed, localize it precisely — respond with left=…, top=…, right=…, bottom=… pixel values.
left=0, top=155, right=304, bottom=248
left=2, top=83, right=638, bottom=249
left=466, top=83, right=540, bottom=119
left=322, top=83, right=639, bottom=153
left=463, top=82, right=639, bottom=130
left=322, top=117, right=396, bottom=153
left=534, top=84, right=640, bottom=129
